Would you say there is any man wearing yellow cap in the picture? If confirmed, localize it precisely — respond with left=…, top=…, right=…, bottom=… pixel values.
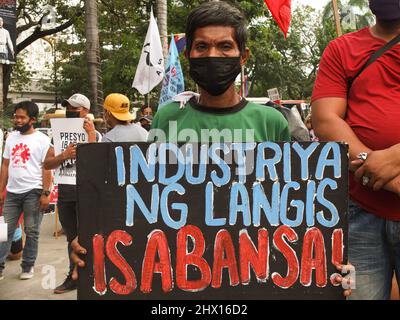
left=102, top=93, right=148, bottom=142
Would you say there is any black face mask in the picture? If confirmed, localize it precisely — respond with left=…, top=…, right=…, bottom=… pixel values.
left=66, top=111, right=80, bottom=118
left=142, top=124, right=151, bottom=131
left=15, top=123, right=32, bottom=133
left=189, top=57, right=242, bottom=96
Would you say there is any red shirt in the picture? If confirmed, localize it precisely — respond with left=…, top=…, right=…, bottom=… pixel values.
left=312, top=27, right=400, bottom=221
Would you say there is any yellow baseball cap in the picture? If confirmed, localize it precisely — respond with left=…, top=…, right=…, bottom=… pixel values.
left=103, top=93, right=134, bottom=121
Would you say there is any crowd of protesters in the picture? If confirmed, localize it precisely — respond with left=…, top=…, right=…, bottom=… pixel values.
left=0, top=0, right=399, bottom=300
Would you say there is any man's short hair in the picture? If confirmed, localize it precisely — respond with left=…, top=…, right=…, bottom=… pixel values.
left=185, top=1, right=248, bottom=55
left=140, top=105, right=152, bottom=112
left=14, top=101, right=39, bottom=119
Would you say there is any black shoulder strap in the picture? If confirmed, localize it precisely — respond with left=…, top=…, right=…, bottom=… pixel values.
left=348, top=33, right=400, bottom=92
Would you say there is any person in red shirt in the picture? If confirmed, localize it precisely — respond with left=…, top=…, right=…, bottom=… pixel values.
left=312, top=0, right=400, bottom=300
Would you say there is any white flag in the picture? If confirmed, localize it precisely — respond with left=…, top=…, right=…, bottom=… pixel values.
left=132, top=10, right=165, bottom=95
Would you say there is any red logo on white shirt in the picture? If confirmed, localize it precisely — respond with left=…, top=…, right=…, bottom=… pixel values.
left=11, top=143, right=31, bottom=166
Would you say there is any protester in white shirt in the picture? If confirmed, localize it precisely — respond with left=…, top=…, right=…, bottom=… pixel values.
left=0, top=101, right=52, bottom=281
left=43, top=93, right=99, bottom=294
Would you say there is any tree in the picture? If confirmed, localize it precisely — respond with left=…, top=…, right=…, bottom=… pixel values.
left=157, top=0, right=168, bottom=59
left=55, top=1, right=158, bottom=105
left=167, top=1, right=334, bottom=100
left=85, top=0, right=102, bottom=117
left=246, top=6, right=330, bottom=99
left=3, top=0, right=83, bottom=109
left=323, top=0, right=373, bottom=32
left=52, top=0, right=370, bottom=107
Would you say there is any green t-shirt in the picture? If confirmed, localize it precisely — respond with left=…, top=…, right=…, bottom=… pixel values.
left=150, top=98, right=291, bottom=143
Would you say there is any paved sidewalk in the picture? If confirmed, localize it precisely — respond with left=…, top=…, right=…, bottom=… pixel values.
left=0, top=213, right=76, bottom=300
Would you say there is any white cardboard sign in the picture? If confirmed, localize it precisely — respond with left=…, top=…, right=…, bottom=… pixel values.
left=50, top=118, right=88, bottom=185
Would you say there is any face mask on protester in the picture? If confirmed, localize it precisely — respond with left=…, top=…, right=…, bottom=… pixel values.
left=142, top=124, right=151, bottom=131
left=369, top=0, right=400, bottom=20
left=15, top=122, right=32, bottom=133
left=66, top=110, right=81, bottom=118
left=189, top=57, right=242, bottom=96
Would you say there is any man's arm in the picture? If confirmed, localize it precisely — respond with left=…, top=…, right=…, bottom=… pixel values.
left=0, top=158, right=9, bottom=206
left=43, top=145, right=76, bottom=170
left=39, top=168, right=52, bottom=211
left=312, top=98, right=372, bottom=161
left=84, top=118, right=97, bottom=143
left=312, top=97, right=400, bottom=194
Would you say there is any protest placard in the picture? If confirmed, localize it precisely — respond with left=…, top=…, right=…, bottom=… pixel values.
left=77, top=142, right=348, bottom=300
left=50, top=118, right=88, bottom=185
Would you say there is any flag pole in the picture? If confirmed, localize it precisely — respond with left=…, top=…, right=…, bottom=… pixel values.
left=332, top=0, right=342, bottom=37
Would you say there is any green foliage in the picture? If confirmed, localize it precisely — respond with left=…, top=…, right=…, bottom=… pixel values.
left=52, top=1, right=158, bottom=103
left=323, top=0, right=373, bottom=31
left=14, top=0, right=374, bottom=105
left=10, top=51, right=37, bottom=92
left=0, top=110, right=14, bottom=130
left=245, top=6, right=336, bottom=99
left=7, top=0, right=83, bottom=108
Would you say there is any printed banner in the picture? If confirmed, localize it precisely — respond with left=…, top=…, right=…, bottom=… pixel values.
left=50, top=118, right=88, bottom=185
left=0, top=0, right=16, bottom=64
left=158, top=34, right=185, bottom=108
left=77, top=142, right=348, bottom=300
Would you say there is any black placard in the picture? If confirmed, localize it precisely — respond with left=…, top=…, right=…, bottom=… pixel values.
left=77, top=142, right=348, bottom=300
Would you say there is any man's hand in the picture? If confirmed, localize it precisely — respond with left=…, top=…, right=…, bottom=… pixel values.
left=331, top=264, right=354, bottom=298
left=385, top=175, right=400, bottom=197
left=71, top=236, right=87, bottom=281
left=62, top=143, right=76, bottom=160
left=349, top=159, right=364, bottom=172
left=354, top=148, right=400, bottom=191
left=392, top=176, right=400, bottom=197
left=0, top=193, right=4, bottom=207
left=84, top=117, right=97, bottom=143
left=39, top=194, right=50, bottom=212
left=83, top=117, right=95, bottom=135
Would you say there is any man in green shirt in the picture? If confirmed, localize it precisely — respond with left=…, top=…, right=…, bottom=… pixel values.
left=150, top=1, right=290, bottom=143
